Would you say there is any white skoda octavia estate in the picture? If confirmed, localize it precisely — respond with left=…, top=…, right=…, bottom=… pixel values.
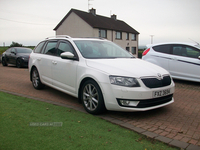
left=29, top=36, right=175, bottom=114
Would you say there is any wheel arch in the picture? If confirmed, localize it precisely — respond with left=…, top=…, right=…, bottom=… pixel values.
left=30, top=65, right=37, bottom=81
left=78, top=77, right=102, bottom=103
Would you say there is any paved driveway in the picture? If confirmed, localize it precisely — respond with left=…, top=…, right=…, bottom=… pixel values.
left=0, top=65, right=199, bottom=149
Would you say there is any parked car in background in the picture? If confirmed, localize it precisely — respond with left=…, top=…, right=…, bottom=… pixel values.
left=1, top=47, right=32, bottom=68
left=142, top=42, right=200, bottom=82
left=29, top=35, right=175, bottom=114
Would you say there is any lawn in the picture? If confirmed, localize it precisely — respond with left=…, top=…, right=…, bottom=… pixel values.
left=0, top=92, right=178, bottom=150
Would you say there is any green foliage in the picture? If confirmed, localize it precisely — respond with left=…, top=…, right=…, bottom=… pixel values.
left=0, top=92, right=178, bottom=150
left=0, top=47, right=9, bottom=55
left=138, top=49, right=144, bottom=58
left=10, top=41, right=23, bottom=47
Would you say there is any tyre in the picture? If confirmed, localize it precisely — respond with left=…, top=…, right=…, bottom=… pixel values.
left=16, top=58, right=22, bottom=68
left=31, top=67, right=44, bottom=89
left=80, top=80, right=106, bottom=114
left=2, top=58, right=7, bottom=66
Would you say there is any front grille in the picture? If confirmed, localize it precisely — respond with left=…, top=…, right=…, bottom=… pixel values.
left=117, top=94, right=173, bottom=108
left=141, top=75, right=171, bottom=88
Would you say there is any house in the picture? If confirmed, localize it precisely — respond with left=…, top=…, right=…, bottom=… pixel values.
left=53, top=8, right=140, bottom=57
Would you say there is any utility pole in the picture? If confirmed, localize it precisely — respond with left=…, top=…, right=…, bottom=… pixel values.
left=150, top=35, right=154, bottom=44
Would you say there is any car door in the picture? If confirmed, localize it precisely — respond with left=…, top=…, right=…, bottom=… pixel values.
left=4, top=48, right=12, bottom=63
left=9, top=48, right=17, bottom=64
left=39, top=40, right=58, bottom=85
left=169, top=44, right=200, bottom=81
left=51, top=40, right=79, bottom=95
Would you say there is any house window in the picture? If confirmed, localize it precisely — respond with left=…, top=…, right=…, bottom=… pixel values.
left=99, top=29, right=107, bottom=38
left=126, top=47, right=130, bottom=52
left=131, top=34, right=136, bottom=40
left=131, top=47, right=136, bottom=54
left=126, top=33, right=129, bottom=40
left=116, top=31, right=122, bottom=39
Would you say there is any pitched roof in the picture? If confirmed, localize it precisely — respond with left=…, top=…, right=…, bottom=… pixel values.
left=53, top=9, right=139, bottom=34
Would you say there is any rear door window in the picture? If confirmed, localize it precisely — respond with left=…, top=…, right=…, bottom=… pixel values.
left=43, top=41, right=58, bottom=56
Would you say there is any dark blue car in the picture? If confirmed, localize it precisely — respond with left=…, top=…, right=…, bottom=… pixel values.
left=1, top=47, right=32, bottom=68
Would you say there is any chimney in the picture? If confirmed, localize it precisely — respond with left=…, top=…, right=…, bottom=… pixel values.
left=111, top=14, right=117, bottom=20
left=89, top=8, right=96, bottom=16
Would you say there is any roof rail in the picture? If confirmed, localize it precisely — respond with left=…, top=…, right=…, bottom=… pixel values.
left=82, top=37, right=105, bottom=40
left=46, top=35, right=71, bottom=39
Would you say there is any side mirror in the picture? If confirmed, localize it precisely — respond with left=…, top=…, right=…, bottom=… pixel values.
left=11, top=51, right=16, bottom=55
left=61, top=52, right=76, bottom=60
left=198, top=56, right=200, bottom=60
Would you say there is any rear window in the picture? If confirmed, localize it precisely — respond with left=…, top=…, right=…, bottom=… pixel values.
left=34, top=42, right=45, bottom=53
left=153, top=45, right=170, bottom=54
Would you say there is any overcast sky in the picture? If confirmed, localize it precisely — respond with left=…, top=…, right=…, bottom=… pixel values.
left=0, top=0, right=200, bottom=46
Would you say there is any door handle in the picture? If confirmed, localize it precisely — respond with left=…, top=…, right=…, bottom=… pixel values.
left=52, top=61, right=57, bottom=65
left=37, top=58, right=41, bottom=61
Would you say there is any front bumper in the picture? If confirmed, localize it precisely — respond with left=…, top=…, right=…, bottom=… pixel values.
left=101, top=81, right=175, bottom=111
left=20, top=58, right=29, bottom=67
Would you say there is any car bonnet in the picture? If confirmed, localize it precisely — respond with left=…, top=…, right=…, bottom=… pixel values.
left=85, top=58, right=169, bottom=78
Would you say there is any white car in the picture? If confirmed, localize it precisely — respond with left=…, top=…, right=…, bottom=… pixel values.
left=29, top=36, right=175, bottom=114
left=142, top=42, right=200, bottom=82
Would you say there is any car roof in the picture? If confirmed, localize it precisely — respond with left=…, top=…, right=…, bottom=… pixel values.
left=146, top=42, right=200, bottom=49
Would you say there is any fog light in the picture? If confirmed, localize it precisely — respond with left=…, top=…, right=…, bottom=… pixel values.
left=117, top=99, right=140, bottom=107
left=120, top=100, right=130, bottom=106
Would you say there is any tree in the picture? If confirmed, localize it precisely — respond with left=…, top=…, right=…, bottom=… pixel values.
left=10, top=41, right=23, bottom=47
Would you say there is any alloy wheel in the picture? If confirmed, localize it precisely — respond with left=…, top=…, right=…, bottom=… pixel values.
left=83, top=83, right=99, bottom=111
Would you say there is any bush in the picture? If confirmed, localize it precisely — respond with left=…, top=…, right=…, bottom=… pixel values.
left=10, top=41, right=23, bottom=47
left=138, top=49, right=144, bottom=58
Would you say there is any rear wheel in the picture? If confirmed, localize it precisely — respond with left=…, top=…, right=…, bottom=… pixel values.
left=80, top=80, right=106, bottom=114
left=31, top=68, right=44, bottom=89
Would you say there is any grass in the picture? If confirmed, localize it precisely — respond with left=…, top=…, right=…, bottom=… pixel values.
left=0, top=47, right=9, bottom=55
left=0, top=92, right=179, bottom=150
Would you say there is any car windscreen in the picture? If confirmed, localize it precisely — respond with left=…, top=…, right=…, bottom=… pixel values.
left=16, top=48, right=32, bottom=53
left=74, top=40, right=134, bottom=59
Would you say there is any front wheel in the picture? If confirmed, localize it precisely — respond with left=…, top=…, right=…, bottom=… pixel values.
left=16, top=58, right=22, bottom=68
left=2, top=58, right=7, bottom=66
left=31, top=68, right=44, bottom=89
left=80, top=80, right=106, bottom=115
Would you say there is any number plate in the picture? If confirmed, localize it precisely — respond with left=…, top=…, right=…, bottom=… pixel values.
left=153, top=89, right=171, bottom=98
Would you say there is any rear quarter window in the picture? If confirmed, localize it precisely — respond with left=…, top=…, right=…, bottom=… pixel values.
left=152, top=45, right=170, bottom=54
left=34, top=42, right=45, bottom=53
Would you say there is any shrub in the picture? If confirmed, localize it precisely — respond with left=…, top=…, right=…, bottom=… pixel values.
left=10, top=41, right=23, bottom=47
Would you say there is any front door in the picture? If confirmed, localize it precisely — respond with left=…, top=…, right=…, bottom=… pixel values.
left=169, top=44, right=200, bottom=81
left=51, top=41, right=78, bottom=95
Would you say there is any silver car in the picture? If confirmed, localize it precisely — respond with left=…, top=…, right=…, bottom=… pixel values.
left=142, top=42, right=200, bottom=82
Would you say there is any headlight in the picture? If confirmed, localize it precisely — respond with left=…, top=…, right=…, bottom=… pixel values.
left=109, top=76, right=140, bottom=87
left=21, top=57, right=28, bottom=60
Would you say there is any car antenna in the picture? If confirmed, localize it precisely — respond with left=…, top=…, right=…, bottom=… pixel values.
left=189, top=38, right=200, bottom=45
